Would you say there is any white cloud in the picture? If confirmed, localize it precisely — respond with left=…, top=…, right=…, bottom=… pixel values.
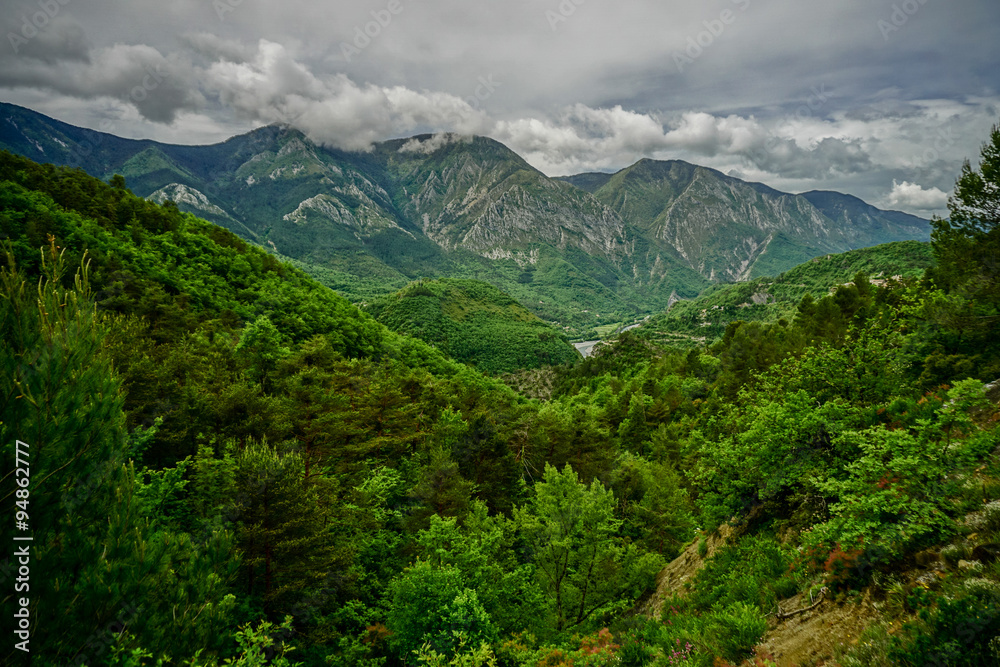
left=884, top=180, right=950, bottom=212
left=491, top=105, right=875, bottom=179
left=493, top=106, right=670, bottom=173
left=199, top=40, right=488, bottom=151
left=398, top=132, right=471, bottom=154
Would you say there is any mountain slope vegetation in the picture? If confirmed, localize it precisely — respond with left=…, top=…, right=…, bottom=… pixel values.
left=641, top=239, right=936, bottom=346
left=576, top=158, right=930, bottom=282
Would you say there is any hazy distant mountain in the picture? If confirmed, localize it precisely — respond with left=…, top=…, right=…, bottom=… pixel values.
left=0, top=102, right=930, bottom=332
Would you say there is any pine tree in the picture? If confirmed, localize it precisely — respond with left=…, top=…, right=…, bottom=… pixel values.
left=921, top=121, right=1000, bottom=383
left=1, top=243, right=237, bottom=664
left=406, top=446, right=476, bottom=532
left=933, top=121, right=1000, bottom=286
left=273, top=336, right=362, bottom=481
left=233, top=441, right=349, bottom=618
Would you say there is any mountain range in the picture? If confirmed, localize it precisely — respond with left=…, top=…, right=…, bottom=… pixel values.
left=0, top=102, right=930, bottom=334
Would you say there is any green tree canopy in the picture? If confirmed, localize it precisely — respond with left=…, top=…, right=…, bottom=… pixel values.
left=515, top=464, right=662, bottom=634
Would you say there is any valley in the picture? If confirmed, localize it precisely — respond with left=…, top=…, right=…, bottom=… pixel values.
left=2, top=110, right=998, bottom=667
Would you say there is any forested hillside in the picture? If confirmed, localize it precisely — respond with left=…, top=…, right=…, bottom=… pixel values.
left=643, top=240, right=936, bottom=346
left=365, top=279, right=580, bottom=375
left=2, top=121, right=1000, bottom=667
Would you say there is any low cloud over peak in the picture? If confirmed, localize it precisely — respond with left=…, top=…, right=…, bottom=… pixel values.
left=1, top=0, right=997, bottom=216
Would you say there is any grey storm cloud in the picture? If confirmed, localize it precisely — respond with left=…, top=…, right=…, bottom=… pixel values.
left=179, top=32, right=254, bottom=64
left=2, top=13, right=89, bottom=64
left=0, top=42, right=202, bottom=123
left=0, top=0, right=998, bottom=215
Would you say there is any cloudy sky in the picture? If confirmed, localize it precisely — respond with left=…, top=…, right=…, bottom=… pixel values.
left=2, top=0, right=998, bottom=216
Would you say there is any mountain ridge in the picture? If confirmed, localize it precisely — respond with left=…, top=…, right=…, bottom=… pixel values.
left=0, top=102, right=930, bottom=333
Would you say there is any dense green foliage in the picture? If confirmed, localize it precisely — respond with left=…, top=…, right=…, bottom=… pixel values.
left=366, top=279, right=580, bottom=374
left=1, top=120, right=999, bottom=667
left=0, top=152, right=666, bottom=666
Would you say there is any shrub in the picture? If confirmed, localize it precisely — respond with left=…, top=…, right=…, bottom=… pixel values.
left=983, top=500, right=1000, bottom=533
left=962, top=578, right=1000, bottom=600
left=689, top=536, right=792, bottom=611
left=772, top=576, right=798, bottom=600
left=532, top=629, right=621, bottom=667
left=703, top=602, right=767, bottom=664
left=824, top=544, right=864, bottom=590
left=941, top=544, right=970, bottom=568
left=837, top=623, right=894, bottom=667
left=616, top=633, right=655, bottom=667
left=697, top=537, right=709, bottom=559
left=888, top=588, right=1000, bottom=666
left=661, top=638, right=694, bottom=665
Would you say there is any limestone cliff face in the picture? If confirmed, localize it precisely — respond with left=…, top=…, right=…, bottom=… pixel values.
left=381, top=134, right=630, bottom=261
